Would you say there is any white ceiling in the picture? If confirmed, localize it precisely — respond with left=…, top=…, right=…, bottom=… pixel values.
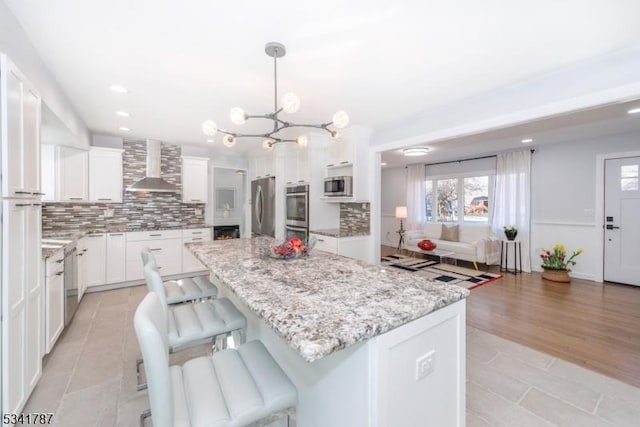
left=6, top=0, right=640, bottom=155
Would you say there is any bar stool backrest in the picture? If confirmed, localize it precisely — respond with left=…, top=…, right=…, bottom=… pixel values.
left=134, top=292, right=173, bottom=427
left=143, top=262, right=169, bottom=318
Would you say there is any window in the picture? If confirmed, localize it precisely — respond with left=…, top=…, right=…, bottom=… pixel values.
left=425, top=174, right=493, bottom=223
left=463, top=176, right=489, bottom=222
left=437, top=179, right=458, bottom=222
left=621, top=165, right=639, bottom=191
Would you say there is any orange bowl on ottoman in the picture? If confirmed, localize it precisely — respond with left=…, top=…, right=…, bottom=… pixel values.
left=418, top=240, right=437, bottom=251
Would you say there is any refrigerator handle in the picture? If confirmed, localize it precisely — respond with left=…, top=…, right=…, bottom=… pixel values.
left=255, top=185, right=263, bottom=229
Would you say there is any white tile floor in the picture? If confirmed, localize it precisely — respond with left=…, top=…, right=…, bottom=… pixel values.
left=23, top=287, right=640, bottom=426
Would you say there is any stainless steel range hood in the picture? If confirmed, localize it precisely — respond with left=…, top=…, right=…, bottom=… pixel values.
left=126, top=140, right=179, bottom=193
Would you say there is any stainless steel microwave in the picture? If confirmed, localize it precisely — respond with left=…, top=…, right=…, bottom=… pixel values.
left=324, top=176, right=353, bottom=197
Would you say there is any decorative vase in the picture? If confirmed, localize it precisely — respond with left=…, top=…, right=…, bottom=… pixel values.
left=418, top=239, right=437, bottom=251
left=541, top=267, right=571, bottom=283
left=504, top=230, right=518, bottom=241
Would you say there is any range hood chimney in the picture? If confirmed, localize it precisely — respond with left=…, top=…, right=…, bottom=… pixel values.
left=126, top=140, right=179, bottom=193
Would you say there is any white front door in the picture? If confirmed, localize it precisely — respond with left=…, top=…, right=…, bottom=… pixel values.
left=604, top=157, right=640, bottom=286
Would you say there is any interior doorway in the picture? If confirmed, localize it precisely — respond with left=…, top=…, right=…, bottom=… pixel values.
left=603, top=156, right=640, bottom=286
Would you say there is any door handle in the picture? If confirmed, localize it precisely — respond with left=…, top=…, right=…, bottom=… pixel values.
left=606, top=224, right=620, bottom=230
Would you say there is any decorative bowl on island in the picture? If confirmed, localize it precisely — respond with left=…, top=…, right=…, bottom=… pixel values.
left=257, top=236, right=317, bottom=260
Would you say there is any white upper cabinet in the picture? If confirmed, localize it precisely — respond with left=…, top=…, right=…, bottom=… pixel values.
left=251, top=153, right=275, bottom=180
left=57, top=146, right=88, bottom=202
left=326, top=138, right=354, bottom=168
left=284, top=146, right=310, bottom=185
left=182, top=156, right=209, bottom=203
left=1, top=56, right=42, bottom=197
left=89, top=147, right=123, bottom=202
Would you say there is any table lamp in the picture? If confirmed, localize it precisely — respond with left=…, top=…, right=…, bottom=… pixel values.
left=395, top=206, right=407, bottom=250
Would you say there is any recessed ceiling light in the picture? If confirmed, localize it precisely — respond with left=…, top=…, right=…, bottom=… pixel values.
left=403, top=147, right=429, bottom=157
left=119, top=127, right=130, bottom=132
left=110, top=85, right=129, bottom=94
left=380, top=162, right=387, bottom=166
left=206, top=139, right=214, bottom=143
left=521, top=138, right=533, bottom=143
left=115, top=111, right=130, bottom=117
left=628, top=107, right=640, bottom=115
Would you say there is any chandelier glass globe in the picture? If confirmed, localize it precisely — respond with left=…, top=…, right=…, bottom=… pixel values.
left=262, top=139, right=274, bottom=151
left=201, top=120, right=218, bottom=136
left=229, top=107, right=246, bottom=125
left=332, top=110, right=349, bottom=129
left=296, top=135, right=308, bottom=147
left=222, top=134, right=236, bottom=147
left=281, top=92, right=301, bottom=114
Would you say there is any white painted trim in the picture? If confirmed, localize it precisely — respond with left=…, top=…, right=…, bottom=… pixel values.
left=595, top=149, right=640, bottom=283
left=532, top=220, right=597, bottom=227
left=530, top=266, right=597, bottom=283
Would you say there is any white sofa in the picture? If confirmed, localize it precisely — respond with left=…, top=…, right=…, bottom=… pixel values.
left=405, top=223, right=492, bottom=266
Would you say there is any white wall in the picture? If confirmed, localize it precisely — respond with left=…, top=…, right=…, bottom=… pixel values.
left=381, top=166, right=406, bottom=247
left=530, top=131, right=640, bottom=281
left=0, top=1, right=90, bottom=146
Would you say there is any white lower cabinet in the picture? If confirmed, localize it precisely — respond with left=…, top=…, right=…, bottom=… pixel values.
left=106, top=233, right=126, bottom=284
left=182, top=228, right=211, bottom=273
left=310, top=233, right=370, bottom=263
left=76, top=238, right=88, bottom=300
left=44, top=250, right=65, bottom=354
left=126, top=230, right=182, bottom=281
left=85, top=234, right=107, bottom=288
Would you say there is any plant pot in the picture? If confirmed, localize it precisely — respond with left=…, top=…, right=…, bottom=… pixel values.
left=541, top=267, right=571, bottom=283
left=504, top=230, right=518, bottom=241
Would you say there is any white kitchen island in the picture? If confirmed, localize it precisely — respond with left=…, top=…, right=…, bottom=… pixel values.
left=187, top=238, right=468, bottom=427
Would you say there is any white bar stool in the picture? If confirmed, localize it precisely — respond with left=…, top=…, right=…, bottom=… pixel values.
left=135, top=292, right=297, bottom=427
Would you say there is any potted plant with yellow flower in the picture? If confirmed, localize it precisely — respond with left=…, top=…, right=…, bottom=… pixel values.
left=539, top=244, right=584, bottom=282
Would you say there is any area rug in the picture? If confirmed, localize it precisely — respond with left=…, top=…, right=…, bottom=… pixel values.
left=380, top=255, right=502, bottom=290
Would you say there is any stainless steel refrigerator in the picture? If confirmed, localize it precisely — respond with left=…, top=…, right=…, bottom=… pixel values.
left=251, top=176, right=276, bottom=237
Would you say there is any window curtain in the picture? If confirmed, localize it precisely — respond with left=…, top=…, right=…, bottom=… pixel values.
left=492, top=150, right=532, bottom=272
left=406, top=164, right=426, bottom=230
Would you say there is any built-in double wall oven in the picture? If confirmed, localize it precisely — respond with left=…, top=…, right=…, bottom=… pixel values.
left=285, top=184, right=309, bottom=241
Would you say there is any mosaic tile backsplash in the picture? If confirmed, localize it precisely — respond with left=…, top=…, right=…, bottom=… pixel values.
left=339, top=202, right=370, bottom=235
left=42, top=140, right=206, bottom=232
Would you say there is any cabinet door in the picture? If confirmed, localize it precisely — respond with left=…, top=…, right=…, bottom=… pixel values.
left=58, top=147, right=88, bottom=201
left=41, top=145, right=56, bottom=201
left=262, top=154, right=275, bottom=177
left=2, top=201, right=28, bottom=414
left=85, top=234, right=106, bottom=288
left=23, top=87, right=41, bottom=195
left=283, top=152, right=297, bottom=185
left=106, top=233, right=126, bottom=284
left=76, top=239, right=88, bottom=299
left=182, top=228, right=211, bottom=273
left=296, top=149, right=310, bottom=183
left=182, top=157, right=208, bottom=203
left=89, top=148, right=123, bottom=202
left=45, top=254, right=65, bottom=354
left=25, top=204, right=43, bottom=392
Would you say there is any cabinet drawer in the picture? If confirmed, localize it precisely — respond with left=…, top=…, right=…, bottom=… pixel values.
left=45, top=252, right=65, bottom=277
left=182, top=228, right=212, bottom=239
left=310, top=234, right=338, bottom=253
left=126, top=239, right=181, bottom=262
left=126, top=230, right=182, bottom=241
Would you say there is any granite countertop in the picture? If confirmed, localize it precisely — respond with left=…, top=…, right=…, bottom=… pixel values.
left=186, top=238, right=469, bottom=363
left=310, top=228, right=370, bottom=238
left=41, top=223, right=212, bottom=258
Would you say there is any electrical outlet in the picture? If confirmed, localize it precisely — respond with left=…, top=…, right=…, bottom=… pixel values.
left=195, top=208, right=202, bottom=216
left=415, top=350, right=435, bottom=381
left=104, top=208, right=114, bottom=218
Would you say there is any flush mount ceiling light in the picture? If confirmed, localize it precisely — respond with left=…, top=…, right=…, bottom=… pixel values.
left=628, top=107, right=640, bottom=114
left=119, top=126, right=130, bottom=132
left=201, top=42, right=349, bottom=150
left=402, top=147, right=429, bottom=156
left=116, top=111, right=130, bottom=117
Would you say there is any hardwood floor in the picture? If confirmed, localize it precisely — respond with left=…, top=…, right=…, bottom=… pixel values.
left=381, top=245, right=640, bottom=388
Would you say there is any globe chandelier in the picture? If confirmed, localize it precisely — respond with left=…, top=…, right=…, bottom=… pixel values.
left=201, top=42, right=349, bottom=151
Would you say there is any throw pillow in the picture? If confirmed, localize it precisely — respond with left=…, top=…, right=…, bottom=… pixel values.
left=440, top=225, right=459, bottom=242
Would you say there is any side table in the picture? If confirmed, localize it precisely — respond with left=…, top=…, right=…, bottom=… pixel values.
left=500, top=239, right=522, bottom=274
